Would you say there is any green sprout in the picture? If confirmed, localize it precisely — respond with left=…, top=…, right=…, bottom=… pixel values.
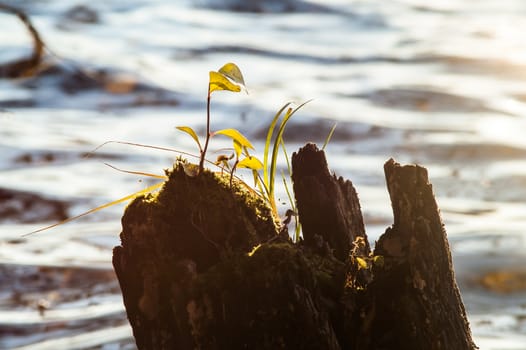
left=27, top=62, right=316, bottom=238
left=177, top=62, right=250, bottom=174
left=176, top=62, right=309, bottom=222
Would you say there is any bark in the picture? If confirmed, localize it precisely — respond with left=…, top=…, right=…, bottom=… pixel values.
left=291, top=143, right=369, bottom=260
left=354, top=159, right=476, bottom=350
left=113, top=163, right=342, bottom=349
left=113, top=144, right=476, bottom=350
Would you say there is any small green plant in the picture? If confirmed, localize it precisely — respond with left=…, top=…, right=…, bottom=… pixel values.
left=176, top=63, right=254, bottom=175
left=26, top=62, right=314, bottom=238
left=176, top=63, right=309, bottom=220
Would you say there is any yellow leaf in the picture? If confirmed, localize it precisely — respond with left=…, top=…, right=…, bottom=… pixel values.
left=233, top=139, right=242, bottom=158
left=176, top=126, right=202, bottom=151
left=209, top=71, right=242, bottom=94
left=24, top=182, right=164, bottom=236
left=218, top=62, right=245, bottom=87
left=213, top=128, right=254, bottom=150
left=237, top=156, right=264, bottom=171
left=209, top=62, right=246, bottom=94
left=356, top=257, right=368, bottom=270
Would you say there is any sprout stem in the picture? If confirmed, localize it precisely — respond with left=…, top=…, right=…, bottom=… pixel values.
left=199, top=86, right=212, bottom=173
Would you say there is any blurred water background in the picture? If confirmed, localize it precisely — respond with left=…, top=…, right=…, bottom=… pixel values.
left=1, top=0, right=526, bottom=349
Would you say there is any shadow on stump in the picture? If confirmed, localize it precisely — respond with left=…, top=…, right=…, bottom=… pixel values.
left=113, top=143, right=477, bottom=350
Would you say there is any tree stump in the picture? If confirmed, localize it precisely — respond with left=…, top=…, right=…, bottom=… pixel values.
left=354, top=159, right=476, bottom=350
left=113, top=144, right=476, bottom=350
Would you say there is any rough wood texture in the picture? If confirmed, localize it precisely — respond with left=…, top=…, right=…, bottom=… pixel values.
left=354, top=158, right=476, bottom=350
left=113, top=165, right=279, bottom=349
left=291, top=143, right=369, bottom=261
left=113, top=162, right=345, bottom=349
left=113, top=145, right=476, bottom=350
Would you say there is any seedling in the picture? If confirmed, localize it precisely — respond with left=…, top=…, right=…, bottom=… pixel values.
left=177, top=63, right=252, bottom=174
left=25, top=62, right=322, bottom=240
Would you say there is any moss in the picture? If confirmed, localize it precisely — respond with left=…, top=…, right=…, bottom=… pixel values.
left=121, top=161, right=279, bottom=272
left=118, top=161, right=349, bottom=348
left=187, top=243, right=342, bottom=349
left=307, top=252, right=347, bottom=300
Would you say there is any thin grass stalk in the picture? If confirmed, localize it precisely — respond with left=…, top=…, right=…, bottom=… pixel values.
left=268, top=100, right=311, bottom=207
left=263, top=102, right=291, bottom=190
left=322, top=123, right=338, bottom=151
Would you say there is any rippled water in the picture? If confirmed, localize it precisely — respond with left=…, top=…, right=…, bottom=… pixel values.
left=1, top=0, right=526, bottom=349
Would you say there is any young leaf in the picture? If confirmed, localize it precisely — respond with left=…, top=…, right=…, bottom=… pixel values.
left=233, top=139, right=243, bottom=158
left=209, top=63, right=246, bottom=94
left=176, top=126, right=202, bottom=152
left=356, top=257, right=368, bottom=270
left=213, top=128, right=254, bottom=151
left=209, top=71, right=242, bottom=94
left=237, top=155, right=264, bottom=171
left=218, top=62, right=245, bottom=87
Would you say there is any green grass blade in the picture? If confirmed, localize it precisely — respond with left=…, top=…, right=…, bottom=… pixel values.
left=23, top=182, right=164, bottom=236
left=280, top=138, right=291, bottom=177
left=322, top=122, right=338, bottom=151
left=268, top=108, right=291, bottom=205
left=269, top=100, right=311, bottom=203
left=294, top=218, right=301, bottom=242
left=263, top=102, right=291, bottom=190
left=282, top=171, right=295, bottom=211
left=256, top=172, right=271, bottom=200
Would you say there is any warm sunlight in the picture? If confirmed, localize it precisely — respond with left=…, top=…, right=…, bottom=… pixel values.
left=2, top=1, right=526, bottom=349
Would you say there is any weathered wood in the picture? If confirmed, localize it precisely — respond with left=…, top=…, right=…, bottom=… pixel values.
left=113, top=162, right=345, bottom=349
left=113, top=165, right=279, bottom=349
left=291, top=143, right=369, bottom=260
left=354, top=159, right=476, bottom=350
left=113, top=145, right=476, bottom=350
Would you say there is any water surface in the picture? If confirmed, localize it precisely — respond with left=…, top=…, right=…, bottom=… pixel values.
left=1, top=1, right=526, bottom=348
